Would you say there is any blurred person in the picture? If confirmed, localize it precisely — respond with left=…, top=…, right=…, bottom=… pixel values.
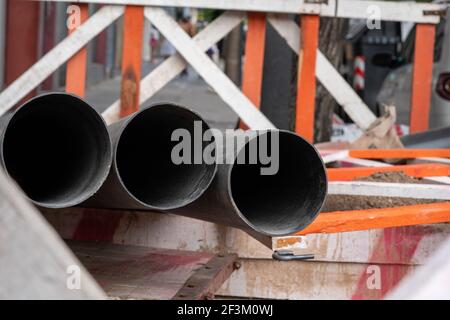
left=179, top=16, right=197, bottom=37
left=149, top=26, right=160, bottom=64
left=178, top=16, right=197, bottom=77
left=160, top=35, right=176, bottom=60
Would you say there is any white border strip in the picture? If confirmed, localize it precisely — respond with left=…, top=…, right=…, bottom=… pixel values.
left=41, top=0, right=444, bottom=23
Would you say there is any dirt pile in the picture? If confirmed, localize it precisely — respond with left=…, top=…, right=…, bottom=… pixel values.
left=322, top=171, right=441, bottom=212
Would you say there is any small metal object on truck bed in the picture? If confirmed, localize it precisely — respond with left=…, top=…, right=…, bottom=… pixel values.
left=272, top=250, right=315, bottom=261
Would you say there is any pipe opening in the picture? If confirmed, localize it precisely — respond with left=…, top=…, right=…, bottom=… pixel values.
left=116, top=104, right=216, bottom=210
left=230, top=131, right=327, bottom=236
left=2, top=94, right=112, bottom=208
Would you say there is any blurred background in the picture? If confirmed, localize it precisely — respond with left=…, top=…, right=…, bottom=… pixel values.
left=0, top=0, right=448, bottom=141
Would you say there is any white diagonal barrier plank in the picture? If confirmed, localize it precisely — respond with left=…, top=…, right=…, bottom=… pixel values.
left=268, top=14, right=377, bottom=130
left=145, top=7, right=275, bottom=130
left=0, top=5, right=124, bottom=116
left=322, top=151, right=450, bottom=184
left=328, top=181, right=450, bottom=200
left=102, top=11, right=245, bottom=124
left=315, top=53, right=377, bottom=129
left=43, top=0, right=445, bottom=24
left=0, top=168, right=106, bottom=299
left=322, top=150, right=349, bottom=164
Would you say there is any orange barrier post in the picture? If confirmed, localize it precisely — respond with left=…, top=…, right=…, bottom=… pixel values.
left=349, top=149, right=450, bottom=159
left=295, top=15, right=319, bottom=142
left=120, top=6, right=144, bottom=118
left=410, top=24, right=436, bottom=133
left=66, top=3, right=89, bottom=97
left=299, top=202, right=450, bottom=235
left=327, top=163, right=450, bottom=181
left=240, top=12, right=267, bottom=130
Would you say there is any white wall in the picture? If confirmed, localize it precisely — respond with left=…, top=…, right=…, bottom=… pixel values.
left=0, top=0, right=6, bottom=89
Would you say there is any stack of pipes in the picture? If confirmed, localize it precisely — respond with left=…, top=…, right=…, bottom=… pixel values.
left=0, top=93, right=327, bottom=237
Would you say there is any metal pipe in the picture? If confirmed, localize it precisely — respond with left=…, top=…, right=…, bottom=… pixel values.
left=173, top=130, right=328, bottom=237
left=86, top=103, right=217, bottom=210
left=401, top=126, right=450, bottom=149
left=0, top=93, right=112, bottom=208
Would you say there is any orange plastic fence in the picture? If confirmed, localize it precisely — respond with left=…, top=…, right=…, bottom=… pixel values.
left=299, top=202, right=450, bottom=235
left=348, top=149, right=450, bottom=159
left=327, top=163, right=450, bottom=181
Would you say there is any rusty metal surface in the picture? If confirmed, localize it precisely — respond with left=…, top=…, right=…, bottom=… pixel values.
left=69, top=241, right=217, bottom=300
left=174, top=253, right=238, bottom=300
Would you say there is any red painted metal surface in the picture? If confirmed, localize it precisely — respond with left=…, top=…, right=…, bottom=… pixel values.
left=94, top=4, right=107, bottom=64
left=352, top=227, right=426, bottom=299
left=72, top=209, right=124, bottom=242
left=5, top=0, right=40, bottom=103
left=41, top=2, right=57, bottom=91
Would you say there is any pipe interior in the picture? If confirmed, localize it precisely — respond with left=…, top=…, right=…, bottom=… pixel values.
left=2, top=94, right=111, bottom=208
left=230, top=131, right=327, bottom=236
left=116, top=105, right=216, bottom=209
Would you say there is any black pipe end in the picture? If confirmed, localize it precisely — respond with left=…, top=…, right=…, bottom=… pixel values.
left=115, top=103, right=217, bottom=210
left=229, top=130, right=327, bottom=236
left=1, top=93, right=112, bottom=208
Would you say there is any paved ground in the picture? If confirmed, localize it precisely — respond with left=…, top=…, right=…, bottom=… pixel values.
left=85, top=63, right=238, bottom=130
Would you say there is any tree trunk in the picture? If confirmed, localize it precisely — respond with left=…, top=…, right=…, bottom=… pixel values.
left=223, top=25, right=242, bottom=86
left=314, top=17, right=348, bottom=142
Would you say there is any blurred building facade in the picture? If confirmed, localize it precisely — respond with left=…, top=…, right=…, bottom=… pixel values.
left=0, top=1, right=142, bottom=95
